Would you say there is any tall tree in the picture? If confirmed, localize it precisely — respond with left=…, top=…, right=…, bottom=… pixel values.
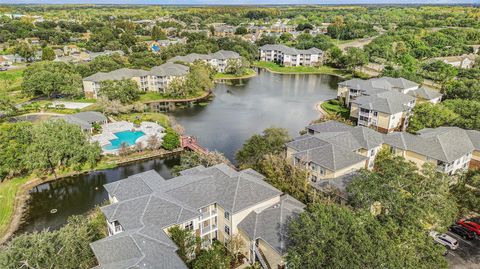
left=0, top=122, right=32, bottom=180
left=168, top=225, right=200, bottom=264
left=172, top=151, right=229, bottom=175
left=193, top=241, right=230, bottom=269
left=347, top=150, right=458, bottom=230
left=27, top=120, right=102, bottom=179
left=41, top=46, right=56, bottom=61
left=98, top=79, right=140, bottom=104
left=22, top=62, right=82, bottom=98
left=286, top=203, right=447, bottom=269
left=236, top=127, right=291, bottom=170
left=151, top=26, right=167, bottom=40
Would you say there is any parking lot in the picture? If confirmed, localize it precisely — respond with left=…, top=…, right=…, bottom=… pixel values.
left=446, top=231, right=480, bottom=269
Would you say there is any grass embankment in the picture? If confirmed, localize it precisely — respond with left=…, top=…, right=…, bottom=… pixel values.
left=213, top=68, right=257, bottom=80
left=0, top=160, right=117, bottom=239
left=115, top=112, right=171, bottom=127
left=254, top=61, right=348, bottom=77
left=320, top=99, right=350, bottom=119
left=139, top=90, right=209, bottom=102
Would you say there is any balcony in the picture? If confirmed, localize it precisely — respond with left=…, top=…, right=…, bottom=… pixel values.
left=200, top=209, right=217, bottom=220
left=200, top=224, right=217, bottom=236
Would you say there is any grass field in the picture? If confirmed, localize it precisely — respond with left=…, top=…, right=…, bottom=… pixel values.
left=115, top=112, right=171, bottom=127
left=320, top=99, right=350, bottom=118
left=213, top=68, right=257, bottom=80
left=254, top=61, right=347, bottom=77
left=0, top=176, right=30, bottom=238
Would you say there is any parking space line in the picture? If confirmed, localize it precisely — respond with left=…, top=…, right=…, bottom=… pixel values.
left=447, top=232, right=474, bottom=247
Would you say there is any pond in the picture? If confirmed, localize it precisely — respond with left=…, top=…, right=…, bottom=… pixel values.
left=17, top=70, right=339, bottom=234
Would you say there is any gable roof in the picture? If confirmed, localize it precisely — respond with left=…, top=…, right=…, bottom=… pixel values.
left=167, top=50, right=240, bottom=63
left=407, top=87, right=442, bottom=101
left=384, top=127, right=476, bottom=163
left=260, top=44, right=322, bottom=55
left=238, top=195, right=305, bottom=255
left=83, top=63, right=188, bottom=83
left=293, top=143, right=367, bottom=171
left=92, top=165, right=282, bottom=269
left=60, top=111, right=107, bottom=130
left=351, top=90, right=415, bottom=114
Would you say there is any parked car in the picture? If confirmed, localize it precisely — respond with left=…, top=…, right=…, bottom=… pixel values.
left=457, top=219, right=480, bottom=236
left=466, top=217, right=480, bottom=225
left=448, top=225, right=476, bottom=240
left=429, top=231, right=459, bottom=250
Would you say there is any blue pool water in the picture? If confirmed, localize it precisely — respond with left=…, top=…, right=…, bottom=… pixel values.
left=104, top=131, right=145, bottom=150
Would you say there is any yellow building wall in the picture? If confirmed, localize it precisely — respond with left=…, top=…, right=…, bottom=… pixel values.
left=216, top=205, right=229, bottom=243
left=404, top=150, right=436, bottom=169
left=237, top=229, right=254, bottom=260
left=350, top=103, right=359, bottom=118
left=258, top=239, right=284, bottom=268
left=376, top=112, right=391, bottom=130
left=231, top=196, right=280, bottom=235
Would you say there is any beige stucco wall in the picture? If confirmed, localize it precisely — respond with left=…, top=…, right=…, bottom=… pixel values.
left=376, top=112, right=391, bottom=130
left=231, top=196, right=280, bottom=235
left=404, top=150, right=436, bottom=169
left=350, top=102, right=359, bottom=117
left=258, top=239, right=284, bottom=268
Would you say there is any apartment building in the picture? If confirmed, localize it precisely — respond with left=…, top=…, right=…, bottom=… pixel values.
left=90, top=164, right=304, bottom=269
left=385, top=127, right=480, bottom=174
left=168, top=50, right=241, bottom=73
left=259, top=44, right=323, bottom=67
left=286, top=121, right=384, bottom=197
left=287, top=121, right=480, bottom=193
left=337, top=77, right=442, bottom=133
left=82, top=63, right=189, bottom=99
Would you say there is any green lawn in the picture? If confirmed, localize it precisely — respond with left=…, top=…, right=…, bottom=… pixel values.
left=254, top=61, right=347, bottom=77
left=213, top=68, right=257, bottom=80
left=115, top=112, right=171, bottom=127
left=320, top=99, right=350, bottom=119
left=0, top=176, right=30, bottom=237
left=139, top=91, right=208, bottom=102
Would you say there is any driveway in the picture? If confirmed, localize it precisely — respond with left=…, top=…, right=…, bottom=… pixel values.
left=446, top=231, right=480, bottom=269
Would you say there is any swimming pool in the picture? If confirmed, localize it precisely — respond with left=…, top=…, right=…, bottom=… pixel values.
left=103, top=131, right=145, bottom=150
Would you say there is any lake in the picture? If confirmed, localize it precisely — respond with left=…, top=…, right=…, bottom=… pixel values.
left=17, top=70, right=339, bottom=233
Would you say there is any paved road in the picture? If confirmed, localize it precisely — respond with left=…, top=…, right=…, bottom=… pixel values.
left=446, top=231, right=480, bottom=269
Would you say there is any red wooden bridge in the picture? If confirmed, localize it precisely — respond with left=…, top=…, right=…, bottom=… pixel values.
left=180, top=136, right=208, bottom=154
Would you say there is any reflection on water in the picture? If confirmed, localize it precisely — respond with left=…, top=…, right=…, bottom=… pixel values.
left=17, top=157, right=179, bottom=234
left=17, top=70, right=339, bottom=234
left=171, top=69, right=339, bottom=161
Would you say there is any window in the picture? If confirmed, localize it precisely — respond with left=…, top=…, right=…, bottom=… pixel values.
left=373, top=111, right=378, bottom=116
left=224, top=225, right=230, bottom=236
left=311, top=175, right=317, bottom=182
left=224, top=211, right=230, bottom=221
left=184, top=221, right=193, bottom=230
left=370, top=149, right=375, bottom=156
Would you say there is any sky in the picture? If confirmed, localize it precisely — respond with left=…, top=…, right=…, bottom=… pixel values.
left=1, top=0, right=478, bottom=5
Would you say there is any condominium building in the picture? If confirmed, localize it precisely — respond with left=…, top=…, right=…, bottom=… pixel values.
left=90, top=164, right=305, bottom=269
left=337, top=77, right=442, bottom=133
left=385, top=127, right=480, bottom=174
left=82, top=63, right=189, bottom=99
left=259, top=44, right=323, bottom=67
left=286, top=121, right=480, bottom=196
left=286, top=121, right=384, bottom=195
left=168, top=50, right=241, bottom=73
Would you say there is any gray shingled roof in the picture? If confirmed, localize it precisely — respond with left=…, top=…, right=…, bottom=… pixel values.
left=149, top=63, right=189, bottom=77
left=384, top=127, right=476, bottom=163
left=92, top=164, right=282, bottom=269
left=466, top=130, right=480, bottom=151
left=260, top=44, right=322, bottom=55
left=167, top=50, right=240, bottom=63
left=238, top=195, right=305, bottom=255
left=293, top=143, right=367, bottom=171
left=305, top=121, right=383, bottom=150
left=351, top=90, right=415, bottom=114
left=311, top=172, right=358, bottom=200
left=60, top=112, right=106, bottom=131
left=306, top=120, right=353, bottom=134
left=84, top=68, right=148, bottom=82
left=84, top=63, right=188, bottom=82
left=408, top=87, right=442, bottom=101
left=339, top=77, right=419, bottom=93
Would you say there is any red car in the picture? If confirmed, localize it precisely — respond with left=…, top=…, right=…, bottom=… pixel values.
left=457, top=219, right=480, bottom=236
